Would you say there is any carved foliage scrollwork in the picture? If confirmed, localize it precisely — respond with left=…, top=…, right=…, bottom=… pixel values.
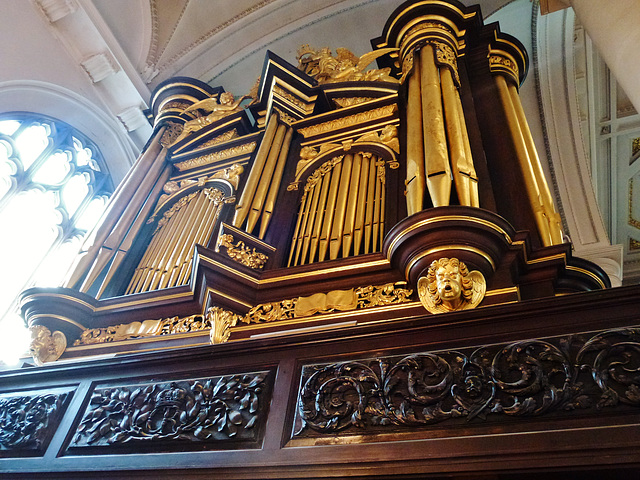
left=295, top=327, right=640, bottom=436
left=217, top=233, right=269, bottom=270
left=0, top=390, right=71, bottom=452
left=71, top=371, right=270, bottom=448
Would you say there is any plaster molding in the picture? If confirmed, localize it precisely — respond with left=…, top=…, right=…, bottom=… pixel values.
left=34, top=0, right=78, bottom=23
left=534, top=7, right=623, bottom=284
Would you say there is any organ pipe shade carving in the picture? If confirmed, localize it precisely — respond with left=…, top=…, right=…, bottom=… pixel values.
left=126, top=187, right=230, bottom=294
left=289, top=152, right=386, bottom=266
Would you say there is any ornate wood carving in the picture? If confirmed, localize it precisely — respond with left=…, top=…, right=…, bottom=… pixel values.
left=0, top=389, right=72, bottom=454
left=70, top=371, right=271, bottom=449
left=295, top=327, right=640, bottom=437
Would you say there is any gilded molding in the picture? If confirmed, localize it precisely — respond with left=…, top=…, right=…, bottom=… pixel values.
left=632, top=137, right=640, bottom=157
left=630, top=178, right=640, bottom=229
left=73, top=307, right=240, bottom=346
left=217, top=233, right=269, bottom=270
left=175, top=142, right=257, bottom=171
left=196, top=128, right=239, bottom=150
left=333, top=97, right=375, bottom=108
left=273, top=85, right=307, bottom=110
left=489, top=53, right=520, bottom=84
left=70, top=371, right=270, bottom=447
left=294, top=327, right=640, bottom=436
left=274, top=107, right=297, bottom=126
left=29, top=325, right=67, bottom=365
left=297, top=105, right=397, bottom=138
left=242, top=282, right=413, bottom=324
left=630, top=238, right=640, bottom=251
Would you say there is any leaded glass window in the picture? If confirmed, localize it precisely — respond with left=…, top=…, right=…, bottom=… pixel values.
left=0, top=114, right=112, bottom=364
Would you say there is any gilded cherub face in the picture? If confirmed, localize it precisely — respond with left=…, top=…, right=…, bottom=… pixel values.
left=219, top=92, right=234, bottom=105
left=435, top=263, right=462, bottom=305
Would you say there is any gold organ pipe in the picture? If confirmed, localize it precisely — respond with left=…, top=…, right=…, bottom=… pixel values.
left=95, top=165, right=172, bottom=299
left=176, top=193, right=223, bottom=286
left=421, top=44, right=451, bottom=207
left=318, top=161, right=342, bottom=262
left=79, top=147, right=169, bottom=292
left=139, top=191, right=199, bottom=292
left=455, top=75, right=479, bottom=207
left=440, top=66, right=477, bottom=207
left=405, top=51, right=426, bottom=215
left=300, top=175, right=324, bottom=264
left=160, top=190, right=211, bottom=289
left=363, top=156, right=377, bottom=254
left=329, top=154, right=354, bottom=260
left=372, top=158, right=383, bottom=252
left=66, top=128, right=166, bottom=289
left=147, top=191, right=205, bottom=291
left=508, top=83, right=563, bottom=244
left=246, top=122, right=288, bottom=233
left=259, top=126, right=294, bottom=239
left=126, top=192, right=182, bottom=295
left=293, top=189, right=313, bottom=266
left=287, top=190, right=309, bottom=267
left=233, top=112, right=279, bottom=229
left=309, top=171, right=332, bottom=263
left=495, top=74, right=553, bottom=246
left=353, top=152, right=371, bottom=255
left=379, top=162, right=386, bottom=247
left=342, top=152, right=363, bottom=257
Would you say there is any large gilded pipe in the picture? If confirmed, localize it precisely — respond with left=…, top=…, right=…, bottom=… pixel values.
left=329, top=154, right=353, bottom=260
left=421, top=43, right=451, bottom=207
left=95, top=165, right=172, bottom=298
left=508, top=83, right=563, bottom=244
left=259, top=126, right=294, bottom=239
left=233, top=112, right=278, bottom=229
left=300, top=175, right=323, bottom=265
left=287, top=190, right=309, bottom=267
left=363, top=156, right=377, bottom=254
left=309, top=172, right=332, bottom=263
left=495, top=74, right=553, bottom=246
left=246, top=122, right=288, bottom=233
left=353, top=152, right=371, bottom=255
left=342, top=153, right=363, bottom=256
left=405, top=51, right=426, bottom=215
left=440, top=66, right=478, bottom=207
left=79, top=147, right=169, bottom=292
left=318, top=161, right=342, bottom=262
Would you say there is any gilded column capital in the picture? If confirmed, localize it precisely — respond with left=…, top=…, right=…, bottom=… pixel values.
left=488, top=52, right=521, bottom=86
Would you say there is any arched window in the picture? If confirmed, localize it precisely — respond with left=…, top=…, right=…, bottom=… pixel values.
left=0, top=113, right=112, bottom=364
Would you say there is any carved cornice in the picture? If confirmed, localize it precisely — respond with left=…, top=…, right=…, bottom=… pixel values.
left=297, top=105, right=397, bottom=138
left=295, top=326, right=640, bottom=436
left=175, top=142, right=256, bottom=171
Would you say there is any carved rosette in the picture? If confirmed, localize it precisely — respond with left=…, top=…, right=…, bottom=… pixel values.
left=294, top=327, right=640, bottom=437
left=0, top=390, right=72, bottom=453
left=70, top=371, right=271, bottom=449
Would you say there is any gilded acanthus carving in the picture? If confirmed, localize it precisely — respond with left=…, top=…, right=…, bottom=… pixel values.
left=0, top=390, right=71, bottom=451
left=196, top=128, right=239, bottom=149
left=209, top=306, right=242, bottom=344
left=297, top=105, right=397, bottom=138
left=175, top=142, right=257, bottom=171
left=242, top=282, right=413, bottom=324
left=295, top=327, right=640, bottom=436
left=417, top=258, right=486, bottom=314
left=273, top=85, right=307, bottom=110
left=489, top=54, right=519, bottom=83
left=432, top=41, right=460, bottom=86
left=217, top=233, right=269, bottom=270
left=296, top=45, right=398, bottom=84
left=29, top=325, right=66, bottom=365
left=333, top=97, right=375, bottom=108
left=74, top=308, right=240, bottom=346
left=159, top=121, right=184, bottom=147
left=70, top=371, right=270, bottom=447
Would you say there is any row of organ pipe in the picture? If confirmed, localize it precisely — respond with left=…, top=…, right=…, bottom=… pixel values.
left=288, top=152, right=386, bottom=267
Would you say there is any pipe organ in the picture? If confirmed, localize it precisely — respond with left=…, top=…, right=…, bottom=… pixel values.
left=5, top=1, right=639, bottom=478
